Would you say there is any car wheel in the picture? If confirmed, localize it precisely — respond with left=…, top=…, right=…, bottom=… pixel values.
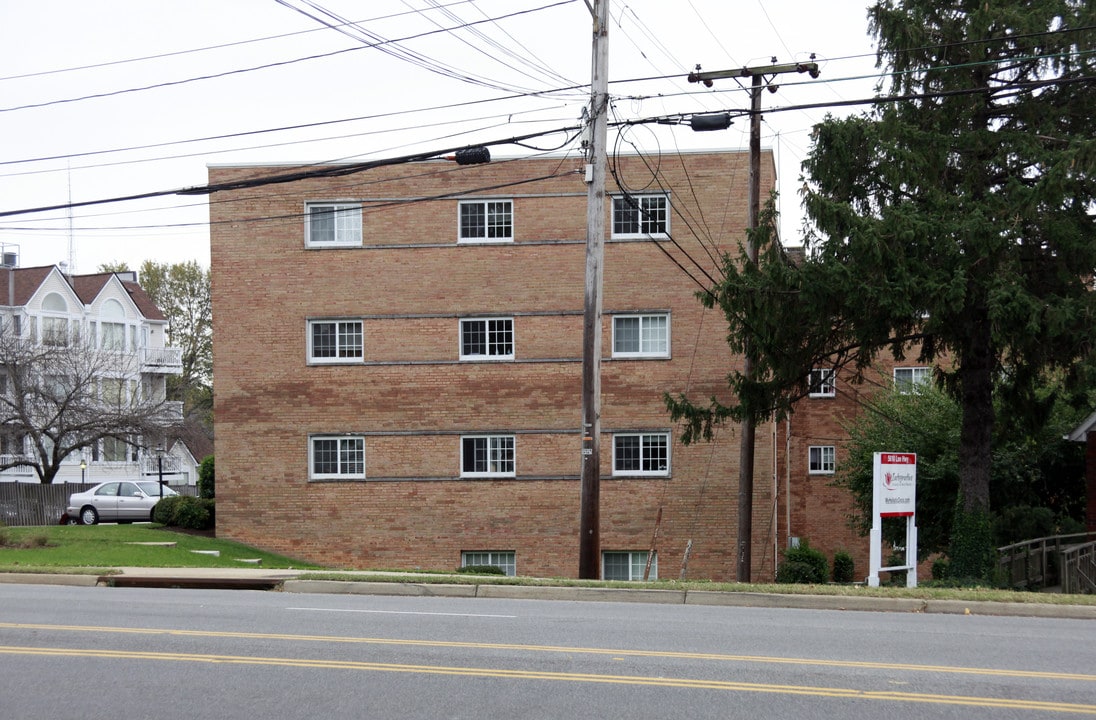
left=80, top=506, right=99, bottom=525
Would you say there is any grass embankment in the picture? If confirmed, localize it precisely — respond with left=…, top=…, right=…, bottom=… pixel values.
left=0, top=524, right=321, bottom=574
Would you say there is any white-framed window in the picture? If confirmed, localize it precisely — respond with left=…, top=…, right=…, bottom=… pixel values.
left=602, top=551, right=656, bottom=581
left=461, top=435, right=515, bottom=477
left=458, top=199, right=513, bottom=243
left=612, top=314, right=669, bottom=357
left=461, top=551, right=516, bottom=577
left=894, top=366, right=931, bottom=393
left=612, top=194, right=668, bottom=238
left=306, top=203, right=362, bottom=247
left=310, top=435, right=365, bottom=479
left=308, top=319, right=363, bottom=363
left=460, top=318, right=514, bottom=360
left=100, top=322, right=125, bottom=350
left=100, top=377, right=126, bottom=406
left=102, top=436, right=129, bottom=463
left=613, top=433, right=670, bottom=476
left=809, top=445, right=835, bottom=474
left=41, top=317, right=69, bottom=346
left=808, top=368, right=836, bottom=397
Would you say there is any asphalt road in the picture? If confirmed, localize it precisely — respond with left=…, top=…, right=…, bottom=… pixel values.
left=1, top=583, right=1094, bottom=719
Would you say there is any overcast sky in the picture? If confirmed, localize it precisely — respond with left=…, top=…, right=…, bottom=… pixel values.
left=0, top=0, right=883, bottom=276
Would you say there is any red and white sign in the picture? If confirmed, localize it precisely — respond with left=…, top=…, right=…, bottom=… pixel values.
left=873, top=452, right=916, bottom=518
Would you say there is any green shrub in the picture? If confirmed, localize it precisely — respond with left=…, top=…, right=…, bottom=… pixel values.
left=832, top=550, right=855, bottom=583
left=776, top=540, right=829, bottom=584
left=152, top=495, right=183, bottom=524
left=931, top=557, right=949, bottom=581
left=456, top=564, right=506, bottom=575
left=173, top=497, right=211, bottom=530
left=198, top=455, right=215, bottom=499
left=152, top=496, right=215, bottom=531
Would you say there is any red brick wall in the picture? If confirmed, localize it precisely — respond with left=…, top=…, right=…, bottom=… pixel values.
left=211, top=152, right=783, bottom=580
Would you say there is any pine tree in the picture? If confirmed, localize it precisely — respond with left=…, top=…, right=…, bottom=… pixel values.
left=668, top=1, right=1096, bottom=580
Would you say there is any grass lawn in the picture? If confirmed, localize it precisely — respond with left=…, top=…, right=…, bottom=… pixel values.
left=0, top=523, right=322, bottom=573
left=1, top=524, right=1093, bottom=607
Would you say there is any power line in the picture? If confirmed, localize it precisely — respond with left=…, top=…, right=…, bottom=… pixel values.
left=0, top=0, right=578, bottom=113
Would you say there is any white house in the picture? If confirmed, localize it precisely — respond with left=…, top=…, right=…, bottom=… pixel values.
left=0, top=260, right=186, bottom=484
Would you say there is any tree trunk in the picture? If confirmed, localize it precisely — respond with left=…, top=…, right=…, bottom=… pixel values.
left=957, top=301, right=994, bottom=513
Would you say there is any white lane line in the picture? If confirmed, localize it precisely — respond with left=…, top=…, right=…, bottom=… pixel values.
left=286, top=607, right=517, bottom=619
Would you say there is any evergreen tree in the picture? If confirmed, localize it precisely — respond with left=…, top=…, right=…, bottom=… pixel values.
left=668, top=1, right=1096, bottom=580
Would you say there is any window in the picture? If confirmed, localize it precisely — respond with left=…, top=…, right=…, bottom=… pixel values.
left=306, top=203, right=362, bottom=247
left=42, top=317, right=69, bottom=346
left=612, top=194, right=668, bottom=237
left=459, top=200, right=513, bottom=242
left=613, top=433, right=669, bottom=476
left=101, top=378, right=126, bottom=405
left=809, top=445, right=835, bottom=474
left=612, top=314, right=669, bottom=357
left=309, top=320, right=364, bottom=362
left=603, top=551, right=657, bottom=581
left=102, top=436, right=129, bottom=462
left=460, top=318, right=514, bottom=360
left=894, top=366, right=931, bottom=393
left=461, top=435, right=515, bottom=477
left=101, top=322, right=125, bottom=350
left=808, top=368, right=835, bottom=397
left=461, top=551, right=516, bottom=577
left=310, top=436, right=365, bottom=479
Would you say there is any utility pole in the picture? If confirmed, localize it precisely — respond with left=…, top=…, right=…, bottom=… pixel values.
left=688, top=59, right=819, bottom=582
left=578, top=0, right=609, bottom=580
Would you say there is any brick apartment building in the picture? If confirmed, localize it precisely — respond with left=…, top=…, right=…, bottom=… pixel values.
left=209, top=149, right=899, bottom=582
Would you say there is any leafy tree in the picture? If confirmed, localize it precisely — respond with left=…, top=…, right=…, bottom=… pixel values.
left=668, top=2, right=1096, bottom=580
left=0, top=330, right=178, bottom=483
left=835, top=382, right=1087, bottom=556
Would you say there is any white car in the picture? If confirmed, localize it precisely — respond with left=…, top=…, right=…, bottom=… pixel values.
left=66, top=481, right=178, bottom=525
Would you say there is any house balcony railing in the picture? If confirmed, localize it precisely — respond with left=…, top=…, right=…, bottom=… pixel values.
left=141, top=346, right=183, bottom=374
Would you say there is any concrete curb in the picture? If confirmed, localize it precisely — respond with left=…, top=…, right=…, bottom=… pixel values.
left=283, top=580, right=477, bottom=598
left=0, top=572, right=101, bottom=587
left=1, top=572, right=1093, bottom=619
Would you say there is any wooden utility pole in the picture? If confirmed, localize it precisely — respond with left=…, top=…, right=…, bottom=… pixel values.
left=688, top=60, right=818, bottom=582
left=578, top=0, right=609, bottom=579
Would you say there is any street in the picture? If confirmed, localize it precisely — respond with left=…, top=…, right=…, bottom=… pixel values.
left=1, top=583, right=1093, bottom=718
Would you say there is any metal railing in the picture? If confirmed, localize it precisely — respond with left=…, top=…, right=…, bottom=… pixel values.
left=141, top=346, right=183, bottom=371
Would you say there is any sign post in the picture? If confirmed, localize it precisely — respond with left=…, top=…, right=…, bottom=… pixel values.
left=868, top=452, right=918, bottom=588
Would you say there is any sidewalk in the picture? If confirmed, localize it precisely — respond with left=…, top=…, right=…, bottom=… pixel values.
left=2, top=567, right=1094, bottom=620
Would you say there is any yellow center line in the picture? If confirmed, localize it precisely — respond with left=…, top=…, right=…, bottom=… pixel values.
left=0, top=621, right=1090, bottom=683
left=1, top=645, right=1093, bottom=715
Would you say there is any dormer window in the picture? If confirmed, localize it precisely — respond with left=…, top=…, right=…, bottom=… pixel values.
left=41, top=293, right=69, bottom=346
left=100, top=299, right=126, bottom=351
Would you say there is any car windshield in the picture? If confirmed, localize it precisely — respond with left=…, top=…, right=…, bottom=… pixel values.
left=136, top=482, right=178, bottom=496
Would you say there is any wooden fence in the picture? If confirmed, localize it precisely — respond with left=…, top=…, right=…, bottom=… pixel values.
left=1060, top=541, right=1096, bottom=595
left=0, top=482, right=196, bottom=527
left=998, top=532, right=1096, bottom=593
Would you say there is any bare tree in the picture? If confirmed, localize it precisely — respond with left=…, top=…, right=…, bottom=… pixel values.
left=0, top=328, right=179, bottom=483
